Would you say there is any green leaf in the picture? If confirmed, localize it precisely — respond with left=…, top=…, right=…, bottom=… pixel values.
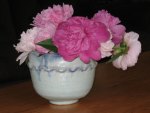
left=37, top=39, right=58, bottom=52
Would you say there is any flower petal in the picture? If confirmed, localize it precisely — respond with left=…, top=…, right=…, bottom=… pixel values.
left=16, top=52, right=29, bottom=65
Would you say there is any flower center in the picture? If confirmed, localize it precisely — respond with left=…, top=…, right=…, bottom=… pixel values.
left=113, top=42, right=129, bottom=55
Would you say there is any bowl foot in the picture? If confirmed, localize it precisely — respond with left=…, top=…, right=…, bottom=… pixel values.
left=49, top=100, right=78, bottom=105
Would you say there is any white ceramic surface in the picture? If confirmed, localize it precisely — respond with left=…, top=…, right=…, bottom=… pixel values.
left=28, top=52, right=97, bottom=105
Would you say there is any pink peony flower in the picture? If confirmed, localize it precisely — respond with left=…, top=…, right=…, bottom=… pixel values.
left=33, top=4, right=74, bottom=27
left=15, top=27, right=39, bottom=64
left=53, top=17, right=110, bottom=63
left=100, top=40, right=114, bottom=58
left=34, top=23, right=56, bottom=54
left=113, top=32, right=141, bottom=70
left=15, top=27, right=38, bottom=52
left=92, top=10, right=126, bottom=44
left=99, top=31, right=114, bottom=58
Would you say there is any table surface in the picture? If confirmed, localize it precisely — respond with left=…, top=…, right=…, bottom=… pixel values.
left=0, top=51, right=150, bottom=113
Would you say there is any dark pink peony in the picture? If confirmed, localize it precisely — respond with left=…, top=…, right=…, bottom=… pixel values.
left=53, top=17, right=110, bottom=63
left=92, top=10, right=126, bottom=44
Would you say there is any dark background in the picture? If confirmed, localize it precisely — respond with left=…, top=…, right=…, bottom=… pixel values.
left=0, top=0, right=150, bottom=85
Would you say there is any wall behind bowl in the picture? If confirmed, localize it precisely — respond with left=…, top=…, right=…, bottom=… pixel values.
left=0, top=0, right=150, bottom=85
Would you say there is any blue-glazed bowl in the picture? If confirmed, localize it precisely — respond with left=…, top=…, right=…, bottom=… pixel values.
left=28, top=51, right=97, bottom=105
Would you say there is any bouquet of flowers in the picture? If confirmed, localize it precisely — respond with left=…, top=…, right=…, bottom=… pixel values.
left=14, top=4, right=141, bottom=70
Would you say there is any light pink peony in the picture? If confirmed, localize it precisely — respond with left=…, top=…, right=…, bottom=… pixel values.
left=92, top=10, right=126, bottom=44
left=34, top=23, right=56, bottom=54
left=33, top=4, right=74, bottom=27
left=15, top=27, right=39, bottom=64
left=53, top=17, right=110, bottom=63
left=99, top=31, right=114, bottom=58
left=15, top=27, right=38, bottom=52
left=100, top=40, right=114, bottom=58
left=113, top=32, right=141, bottom=70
